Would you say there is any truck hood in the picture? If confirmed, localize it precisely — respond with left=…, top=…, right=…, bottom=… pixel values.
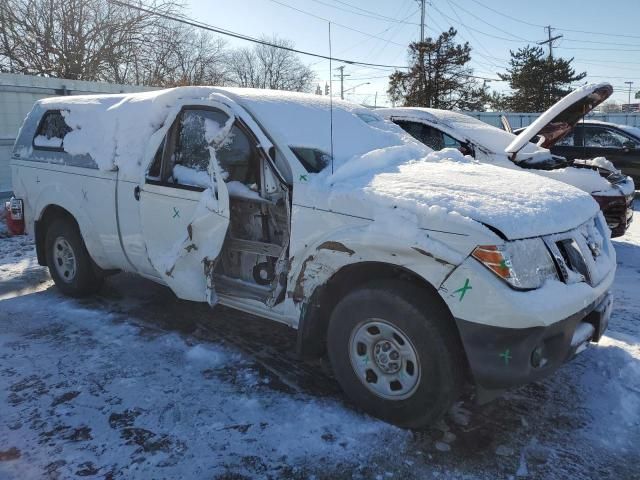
left=321, top=149, right=600, bottom=241
left=505, top=83, right=613, bottom=157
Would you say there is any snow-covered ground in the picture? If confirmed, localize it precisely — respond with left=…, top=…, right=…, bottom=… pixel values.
left=0, top=212, right=639, bottom=479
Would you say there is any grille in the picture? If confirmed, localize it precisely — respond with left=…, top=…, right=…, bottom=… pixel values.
left=555, top=239, right=590, bottom=284
left=543, top=215, right=613, bottom=287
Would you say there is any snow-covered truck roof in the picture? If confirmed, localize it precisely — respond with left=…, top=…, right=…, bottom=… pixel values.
left=29, top=86, right=423, bottom=181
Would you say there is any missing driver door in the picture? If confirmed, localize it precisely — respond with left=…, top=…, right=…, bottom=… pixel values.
left=139, top=105, right=231, bottom=304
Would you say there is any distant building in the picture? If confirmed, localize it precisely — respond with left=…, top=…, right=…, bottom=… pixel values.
left=621, top=103, right=640, bottom=113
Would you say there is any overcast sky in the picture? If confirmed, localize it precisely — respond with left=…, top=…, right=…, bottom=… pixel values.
left=186, top=0, right=640, bottom=107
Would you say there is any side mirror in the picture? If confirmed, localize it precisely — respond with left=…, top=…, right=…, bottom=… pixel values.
left=622, top=141, right=636, bottom=152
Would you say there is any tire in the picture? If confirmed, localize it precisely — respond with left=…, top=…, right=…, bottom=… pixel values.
left=45, top=216, right=104, bottom=297
left=327, top=279, right=464, bottom=428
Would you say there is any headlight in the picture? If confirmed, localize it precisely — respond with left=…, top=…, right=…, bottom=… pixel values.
left=472, top=238, right=558, bottom=290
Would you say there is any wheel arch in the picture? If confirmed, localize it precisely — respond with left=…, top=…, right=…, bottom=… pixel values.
left=296, top=261, right=468, bottom=371
left=35, top=204, right=79, bottom=266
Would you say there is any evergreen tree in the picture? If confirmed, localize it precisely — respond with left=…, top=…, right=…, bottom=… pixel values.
left=498, top=45, right=586, bottom=111
left=388, top=28, right=486, bottom=110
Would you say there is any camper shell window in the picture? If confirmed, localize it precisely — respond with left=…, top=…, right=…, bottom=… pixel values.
left=33, top=110, right=71, bottom=151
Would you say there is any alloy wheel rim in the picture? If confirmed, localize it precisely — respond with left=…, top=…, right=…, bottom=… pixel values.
left=53, top=237, right=77, bottom=283
left=348, top=319, right=421, bottom=400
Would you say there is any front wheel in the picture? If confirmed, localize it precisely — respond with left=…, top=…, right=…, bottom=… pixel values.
left=45, top=217, right=104, bottom=297
left=327, top=280, right=464, bottom=428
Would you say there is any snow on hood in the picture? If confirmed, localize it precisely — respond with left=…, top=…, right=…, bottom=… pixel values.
left=316, top=148, right=599, bottom=240
left=379, top=107, right=632, bottom=198
left=506, top=83, right=613, bottom=155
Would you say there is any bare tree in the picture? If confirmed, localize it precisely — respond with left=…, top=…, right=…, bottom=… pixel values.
left=126, top=23, right=228, bottom=87
left=0, top=0, right=181, bottom=81
left=227, top=36, right=314, bottom=92
left=0, top=2, right=312, bottom=91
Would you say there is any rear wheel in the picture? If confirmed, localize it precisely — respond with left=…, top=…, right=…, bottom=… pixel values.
left=327, top=280, right=463, bottom=428
left=45, top=217, right=103, bottom=297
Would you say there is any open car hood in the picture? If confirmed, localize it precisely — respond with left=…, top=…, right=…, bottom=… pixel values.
left=505, top=83, right=613, bottom=158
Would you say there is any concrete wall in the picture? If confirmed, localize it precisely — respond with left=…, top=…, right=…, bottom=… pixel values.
left=0, top=73, right=156, bottom=194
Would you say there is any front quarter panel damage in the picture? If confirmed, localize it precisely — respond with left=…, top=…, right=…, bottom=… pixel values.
left=286, top=231, right=462, bottom=325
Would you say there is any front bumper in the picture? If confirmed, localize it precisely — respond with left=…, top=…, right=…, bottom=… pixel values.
left=594, top=193, right=634, bottom=238
left=456, top=291, right=612, bottom=402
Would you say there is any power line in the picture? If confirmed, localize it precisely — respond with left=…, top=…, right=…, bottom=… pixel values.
left=443, top=0, right=505, bottom=70
left=267, top=0, right=407, bottom=48
left=469, top=0, right=640, bottom=40
left=429, top=2, right=536, bottom=43
left=446, top=0, right=531, bottom=42
left=107, top=0, right=411, bottom=69
left=109, top=0, right=502, bottom=82
left=309, top=0, right=420, bottom=25
left=306, top=7, right=418, bottom=68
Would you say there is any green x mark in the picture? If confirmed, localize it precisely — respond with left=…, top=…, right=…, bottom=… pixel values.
left=299, top=174, right=308, bottom=182
left=453, top=278, right=472, bottom=301
left=172, top=207, right=180, bottom=218
left=499, top=348, right=512, bottom=365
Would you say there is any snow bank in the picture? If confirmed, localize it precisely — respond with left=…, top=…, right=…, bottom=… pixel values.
left=315, top=148, right=599, bottom=240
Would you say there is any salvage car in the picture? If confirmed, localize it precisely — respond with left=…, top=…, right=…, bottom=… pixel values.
left=524, top=119, right=640, bottom=185
left=10, top=87, right=616, bottom=427
left=379, top=83, right=635, bottom=237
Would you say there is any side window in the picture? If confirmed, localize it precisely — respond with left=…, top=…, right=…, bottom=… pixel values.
left=170, top=108, right=230, bottom=189
left=584, top=127, right=632, bottom=148
left=394, top=120, right=445, bottom=150
left=33, top=111, right=71, bottom=150
left=442, top=132, right=463, bottom=149
left=556, top=131, right=575, bottom=147
left=175, top=109, right=229, bottom=172
left=149, top=107, right=261, bottom=190
left=217, top=124, right=259, bottom=186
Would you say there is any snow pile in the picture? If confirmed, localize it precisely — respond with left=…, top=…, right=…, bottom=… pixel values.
left=533, top=166, right=616, bottom=196
left=315, top=148, right=599, bottom=240
left=574, top=156, right=618, bottom=172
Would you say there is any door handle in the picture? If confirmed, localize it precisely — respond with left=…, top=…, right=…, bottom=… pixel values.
left=134, top=186, right=141, bottom=201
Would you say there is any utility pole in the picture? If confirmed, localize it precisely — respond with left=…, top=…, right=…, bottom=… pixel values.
left=625, top=81, right=634, bottom=106
left=333, top=66, right=350, bottom=100
left=538, top=26, right=563, bottom=108
left=417, top=0, right=425, bottom=43
left=416, top=0, right=427, bottom=106
left=538, top=25, right=563, bottom=59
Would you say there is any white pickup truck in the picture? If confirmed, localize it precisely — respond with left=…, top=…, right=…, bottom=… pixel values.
left=9, top=87, right=616, bottom=427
